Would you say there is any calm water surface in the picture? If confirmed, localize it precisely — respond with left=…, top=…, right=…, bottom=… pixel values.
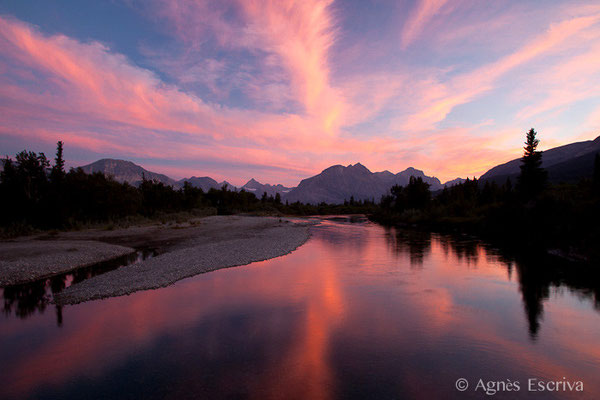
left=1, top=217, right=599, bottom=399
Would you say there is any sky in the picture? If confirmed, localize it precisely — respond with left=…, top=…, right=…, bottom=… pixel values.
left=0, top=0, right=599, bottom=186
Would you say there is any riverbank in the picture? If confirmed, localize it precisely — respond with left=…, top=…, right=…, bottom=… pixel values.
left=0, top=240, right=135, bottom=286
left=0, top=216, right=315, bottom=304
left=51, top=215, right=314, bottom=305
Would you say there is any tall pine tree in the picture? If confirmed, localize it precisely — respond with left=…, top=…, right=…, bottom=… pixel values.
left=517, top=128, right=547, bottom=199
left=50, top=141, right=65, bottom=183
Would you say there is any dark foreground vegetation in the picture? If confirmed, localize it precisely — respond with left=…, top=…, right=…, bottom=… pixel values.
left=0, top=142, right=375, bottom=236
left=373, top=129, right=600, bottom=262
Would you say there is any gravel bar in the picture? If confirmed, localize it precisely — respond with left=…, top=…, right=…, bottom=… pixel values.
left=0, top=241, right=135, bottom=286
left=54, top=216, right=314, bottom=305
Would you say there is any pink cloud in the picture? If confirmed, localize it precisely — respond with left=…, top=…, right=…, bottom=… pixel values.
left=400, top=0, right=451, bottom=49
left=515, top=40, right=600, bottom=121
left=148, top=0, right=345, bottom=133
left=396, top=10, right=600, bottom=133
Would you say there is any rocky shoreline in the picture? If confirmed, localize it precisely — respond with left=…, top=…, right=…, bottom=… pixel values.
left=1, top=216, right=315, bottom=305
left=0, top=240, right=135, bottom=286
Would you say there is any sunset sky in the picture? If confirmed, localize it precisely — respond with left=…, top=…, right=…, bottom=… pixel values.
left=1, top=0, right=599, bottom=186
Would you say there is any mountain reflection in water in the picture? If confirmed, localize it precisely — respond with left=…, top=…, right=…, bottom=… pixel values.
left=1, top=217, right=599, bottom=399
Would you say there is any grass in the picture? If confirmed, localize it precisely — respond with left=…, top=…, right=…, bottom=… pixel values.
left=0, top=207, right=218, bottom=239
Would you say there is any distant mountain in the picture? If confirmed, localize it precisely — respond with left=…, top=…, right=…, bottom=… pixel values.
left=75, top=159, right=463, bottom=205
left=395, top=167, right=443, bottom=189
left=284, top=163, right=443, bottom=204
left=443, top=178, right=466, bottom=187
left=241, top=178, right=294, bottom=197
left=178, top=177, right=237, bottom=192
left=480, top=136, right=600, bottom=184
left=79, top=159, right=176, bottom=186
left=178, top=176, right=220, bottom=192
left=220, top=181, right=238, bottom=191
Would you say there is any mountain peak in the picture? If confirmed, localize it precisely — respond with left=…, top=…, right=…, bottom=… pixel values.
left=219, top=181, right=236, bottom=189
left=321, top=164, right=344, bottom=173
left=79, top=159, right=175, bottom=187
left=374, top=170, right=395, bottom=179
left=95, top=158, right=136, bottom=167
left=243, top=178, right=262, bottom=188
left=350, top=162, right=371, bottom=172
left=398, top=167, right=424, bottom=176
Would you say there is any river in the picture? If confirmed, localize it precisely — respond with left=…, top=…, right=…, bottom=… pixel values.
left=1, top=216, right=599, bottom=399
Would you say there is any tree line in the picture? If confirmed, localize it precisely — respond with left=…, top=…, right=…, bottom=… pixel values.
left=0, top=142, right=261, bottom=232
left=0, top=142, right=376, bottom=234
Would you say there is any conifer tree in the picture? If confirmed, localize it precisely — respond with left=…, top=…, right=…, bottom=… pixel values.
left=517, top=128, right=547, bottom=199
left=51, top=141, right=65, bottom=183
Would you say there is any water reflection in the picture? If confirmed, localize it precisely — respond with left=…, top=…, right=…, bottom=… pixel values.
left=2, top=278, right=64, bottom=324
left=1, top=218, right=599, bottom=399
left=513, top=256, right=600, bottom=340
left=437, top=234, right=481, bottom=264
left=1, top=249, right=156, bottom=325
left=384, top=227, right=600, bottom=340
left=384, top=228, right=432, bottom=267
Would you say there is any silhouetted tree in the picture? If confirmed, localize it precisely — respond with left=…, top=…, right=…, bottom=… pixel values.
left=182, top=181, right=204, bottom=209
left=274, top=192, right=282, bottom=205
left=387, top=176, right=431, bottom=212
left=1, top=156, right=15, bottom=184
left=517, top=128, right=547, bottom=199
left=139, top=176, right=179, bottom=215
left=389, top=185, right=404, bottom=212
left=0, top=157, right=17, bottom=224
left=50, top=141, right=65, bottom=183
left=405, top=176, right=431, bottom=209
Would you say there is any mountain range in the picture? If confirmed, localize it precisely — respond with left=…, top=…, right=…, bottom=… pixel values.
left=80, top=159, right=237, bottom=191
left=284, top=163, right=446, bottom=204
left=78, top=159, right=452, bottom=204
left=241, top=178, right=293, bottom=198
left=178, top=176, right=236, bottom=192
left=76, top=135, right=599, bottom=204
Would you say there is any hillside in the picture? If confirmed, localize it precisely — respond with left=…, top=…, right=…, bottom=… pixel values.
left=480, top=136, right=600, bottom=184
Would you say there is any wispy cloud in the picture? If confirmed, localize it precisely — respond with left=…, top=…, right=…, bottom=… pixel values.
left=396, top=10, right=600, bottom=132
left=400, top=0, right=450, bottom=49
